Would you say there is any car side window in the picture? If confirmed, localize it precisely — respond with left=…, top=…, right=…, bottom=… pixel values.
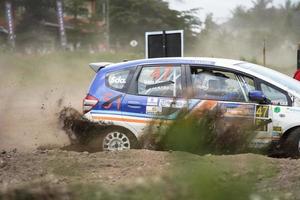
left=106, top=69, right=130, bottom=92
left=260, top=83, right=288, bottom=106
left=242, top=76, right=256, bottom=92
left=191, top=67, right=246, bottom=102
left=138, top=65, right=182, bottom=97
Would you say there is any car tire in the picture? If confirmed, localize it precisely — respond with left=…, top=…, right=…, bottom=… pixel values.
left=87, top=127, right=139, bottom=152
left=281, top=127, right=300, bottom=158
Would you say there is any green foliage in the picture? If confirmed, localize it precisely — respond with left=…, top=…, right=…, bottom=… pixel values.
left=5, top=0, right=300, bottom=71
left=8, top=0, right=200, bottom=51
left=142, top=109, right=259, bottom=155
left=108, top=0, right=200, bottom=48
left=64, top=0, right=88, bottom=19
left=14, top=0, right=56, bottom=21
left=13, top=0, right=57, bottom=48
left=0, top=2, right=5, bottom=18
left=196, top=0, right=300, bottom=69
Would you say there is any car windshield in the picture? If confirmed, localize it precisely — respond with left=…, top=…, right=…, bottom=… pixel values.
left=237, top=62, right=300, bottom=95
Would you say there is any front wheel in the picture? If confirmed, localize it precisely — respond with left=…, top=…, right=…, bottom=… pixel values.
left=281, top=128, right=300, bottom=158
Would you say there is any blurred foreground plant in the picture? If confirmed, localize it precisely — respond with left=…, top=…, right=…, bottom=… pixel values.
left=142, top=108, right=260, bottom=155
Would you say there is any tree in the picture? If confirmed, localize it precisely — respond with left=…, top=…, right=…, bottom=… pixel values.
left=203, top=13, right=217, bottom=34
left=108, top=0, right=200, bottom=49
left=14, top=0, right=56, bottom=21
left=251, top=0, right=273, bottom=10
left=195, top=0, right=300, bottom=68
left=12, top=0, right=57, bottom=49
left=64, top=0, right=88, bottom=20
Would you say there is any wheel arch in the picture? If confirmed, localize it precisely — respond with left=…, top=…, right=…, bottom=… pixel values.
left=105, top=125, right=139, bottom=143
left=281, top=125, right=300, bottom=143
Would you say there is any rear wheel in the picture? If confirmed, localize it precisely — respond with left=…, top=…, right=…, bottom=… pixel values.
left=281, top=127, right=300, bottom=158
left=88, top=127, right=138, bottom=151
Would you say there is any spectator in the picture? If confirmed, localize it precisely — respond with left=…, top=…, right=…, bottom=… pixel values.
left=294, top=69, right=300, bottom=81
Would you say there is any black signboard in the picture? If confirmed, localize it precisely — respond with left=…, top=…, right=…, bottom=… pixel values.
left=297, top=44, right=300, bottom=69
left=145, top=30, right=183, bottom=58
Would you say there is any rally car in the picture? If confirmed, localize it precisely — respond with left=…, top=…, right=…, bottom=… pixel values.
left=83, top=57, right=300, bottom=156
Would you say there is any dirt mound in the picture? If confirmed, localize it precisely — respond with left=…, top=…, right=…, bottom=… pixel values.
left=0, top=149, right=169, bottom=190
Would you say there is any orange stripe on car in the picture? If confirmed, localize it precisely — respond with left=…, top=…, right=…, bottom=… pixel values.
left=93, top=116, right=148, bottom=124
left=93, top=116, right=173, bottom=125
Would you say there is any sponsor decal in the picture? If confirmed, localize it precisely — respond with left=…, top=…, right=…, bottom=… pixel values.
left=159, top=99, right=187, bottom=108
left=147, top=97, right=159, bottom=106
left=274, top=107, right=281, bottom=113
left=109, top=76, right=126, bottom=84
left=146, top=106, right=162, bottom=114
left=273, top=126, right=282, bottom=133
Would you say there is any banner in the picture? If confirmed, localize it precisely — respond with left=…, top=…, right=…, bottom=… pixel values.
left=56, top=0, right=67, bottom=48
left=5, top=1, right=15, bottom=48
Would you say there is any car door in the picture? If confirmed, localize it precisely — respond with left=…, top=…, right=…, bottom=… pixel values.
left=187, top=65, right=273, bottom=147
left=239, top=75, right=274, bottom=146
left=256, top=80, right=292, bottom=141
left=121, top=64, right=187, bottom=135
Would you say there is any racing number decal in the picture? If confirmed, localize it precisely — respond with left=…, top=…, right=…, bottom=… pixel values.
left=256, top=105, right=269, bottom=118
left=255, top=105, right=269, bottom=131
left=102, top=93, right=122, bottom=110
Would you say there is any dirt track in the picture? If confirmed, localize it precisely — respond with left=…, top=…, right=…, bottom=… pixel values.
left=0, top=149, right=169, bottom=189
left=1, top=149, right=300, bottom=199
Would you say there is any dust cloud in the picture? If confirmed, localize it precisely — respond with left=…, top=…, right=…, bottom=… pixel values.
left=0, top=53, right=94, bottom=152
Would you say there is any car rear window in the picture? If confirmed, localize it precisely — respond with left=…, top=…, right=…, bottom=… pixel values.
left=106, top=69, right=130, bottom=92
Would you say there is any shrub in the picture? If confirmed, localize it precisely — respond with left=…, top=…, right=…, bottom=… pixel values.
left=142, top=108, right=259, bottom=155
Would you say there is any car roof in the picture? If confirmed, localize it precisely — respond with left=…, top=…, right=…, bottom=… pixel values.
left=103, top=57, right=244, bottom=71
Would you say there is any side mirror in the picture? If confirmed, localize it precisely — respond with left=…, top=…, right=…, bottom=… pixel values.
left=248, top=90, right=271, bottom=104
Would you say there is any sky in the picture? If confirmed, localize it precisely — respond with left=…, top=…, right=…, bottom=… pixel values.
left=167, top=0, right=300, bottom=23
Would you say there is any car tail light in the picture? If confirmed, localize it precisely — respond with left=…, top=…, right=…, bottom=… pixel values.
left=83, top=94, right=99, bottom=114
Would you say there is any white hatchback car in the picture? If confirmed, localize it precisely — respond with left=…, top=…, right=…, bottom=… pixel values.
left=83, top=57, right=300, bottom=156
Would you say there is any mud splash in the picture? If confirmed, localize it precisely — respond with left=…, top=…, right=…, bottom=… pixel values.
left=58, top=107, right=110, bottom=152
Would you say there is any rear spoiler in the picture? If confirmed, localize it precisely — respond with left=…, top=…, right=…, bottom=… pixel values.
left=89, top=62, right=113, bottom=72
